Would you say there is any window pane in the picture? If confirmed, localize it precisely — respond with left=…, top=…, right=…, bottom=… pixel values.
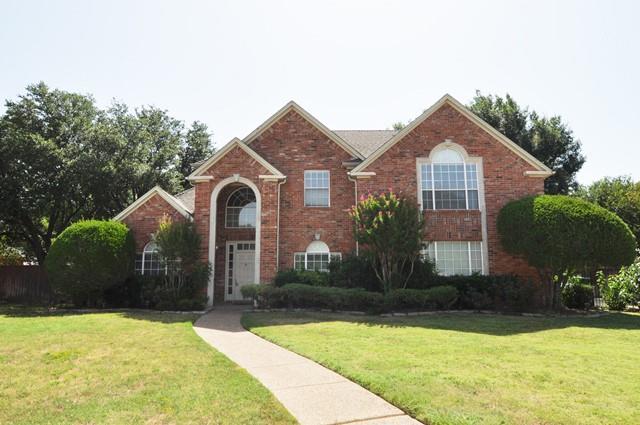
left=433, top=164, right=465, bottom=190
left=470, top=242, right=483, bottom=273
left=306, top=253, right=330, bottom=272
left=422, top=191, right=433, bottom=209
left=294, top=253, right=305, bottom=271
left=433, top=241, right=473, bottom=276
left=465, top=164, right=478, bottom=189
left=227, top=188, right=256, bottom=228
left=467, top=190, right=479, bottom=209
left=305, top=188, right=329, bottom=206
left=434, top=190, right=466, bottom=209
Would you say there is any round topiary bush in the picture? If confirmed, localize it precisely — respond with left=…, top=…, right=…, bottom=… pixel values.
left=497, top=195, right=636, bottom=309
left=45, top=220, right=135, bottom=306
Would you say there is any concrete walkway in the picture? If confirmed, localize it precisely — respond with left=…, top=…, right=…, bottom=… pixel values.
left=193, top=306, right=421, bottom=425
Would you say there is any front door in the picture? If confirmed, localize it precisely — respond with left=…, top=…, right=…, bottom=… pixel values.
left=225, top=242, right=256, bottom=301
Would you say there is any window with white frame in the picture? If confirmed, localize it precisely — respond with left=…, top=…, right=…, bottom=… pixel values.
left=226, top=187, right=256, bottom=228
left=304, top=170, right=330, bottom=207
left=420, top=148, right=479, bottom=210
left=422, top=241, right=483, bottom=276
left=135, top=242, right=164, bottom=276
left=294, top=240, right=341, bottom=272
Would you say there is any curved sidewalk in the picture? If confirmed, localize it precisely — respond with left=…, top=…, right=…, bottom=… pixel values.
left=194, top=306, right=421, bottom=425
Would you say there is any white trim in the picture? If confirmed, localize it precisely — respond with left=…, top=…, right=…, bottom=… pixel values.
left=114, top=186, right=192, bottom=221
left=351, top=94, right=553, bottom=176
left=242, top=101, right=364, bottom=160
left=304, top=170, right=331, bottom=207
left=208, top=176, right=261, bottom=306
left=188, top=137, right=285, bottom=179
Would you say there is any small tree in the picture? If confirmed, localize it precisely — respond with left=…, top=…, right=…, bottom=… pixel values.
left=350, top=192, right=425, bottom=293
left=154, top=217, right=210, bottom=309
left=497, top=195, right=636, bottom=309
left=45, top=220, right=135, bottom=306
left=0, top=238, right=24, bottom=265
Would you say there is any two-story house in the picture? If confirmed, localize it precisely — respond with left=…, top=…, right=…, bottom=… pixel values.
left=114, top=94, right=552, bottom=306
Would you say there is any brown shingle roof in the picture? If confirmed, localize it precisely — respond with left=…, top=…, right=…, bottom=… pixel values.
left=333, top=130, right=396, bottom=157
left=175, top=187, right=195, bottom=211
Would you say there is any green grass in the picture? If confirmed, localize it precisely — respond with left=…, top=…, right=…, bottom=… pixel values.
left=0, top=305, right=296, bottom=425
left=243, top=311, right=640, bottom=425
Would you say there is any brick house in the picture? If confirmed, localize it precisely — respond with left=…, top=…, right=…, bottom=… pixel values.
left=115, top=94, right=552, bottom=306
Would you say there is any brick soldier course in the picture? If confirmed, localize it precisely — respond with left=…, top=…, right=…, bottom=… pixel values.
left=115, top=94, right=553, bottom=306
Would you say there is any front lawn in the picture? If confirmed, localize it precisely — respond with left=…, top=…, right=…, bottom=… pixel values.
left=0, top=305, right=295, bottom=425
left=244, top=311, right=640, bottom=425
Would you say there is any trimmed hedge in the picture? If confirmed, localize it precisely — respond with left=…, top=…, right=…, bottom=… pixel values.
left=274, top=269, right=329, bottom=287
left=242, top=284, right=461, bottom=313
left=45, top=220, right=135, bottom=306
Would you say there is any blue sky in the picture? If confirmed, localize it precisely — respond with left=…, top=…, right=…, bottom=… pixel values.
left=2, top=0, right=638, bottom=184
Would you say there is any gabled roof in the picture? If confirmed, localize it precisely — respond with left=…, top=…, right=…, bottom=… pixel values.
left=350, top=94, right=554, bottom=176
left=334, top=130, right=396, bottom=157
left=188, top=137, right=285, bottom=180
left=175, top=187, right=195, bottom=211
left=114, top=186, right=193, bottom=221
left=243, top=101, right=365, bottom=160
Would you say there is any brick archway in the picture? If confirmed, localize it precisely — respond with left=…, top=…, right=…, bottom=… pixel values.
left=208, top=175, right=261, bottom=305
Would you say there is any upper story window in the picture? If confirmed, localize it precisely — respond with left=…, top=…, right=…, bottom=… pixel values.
left=420, top=147, right=479, bottom=210
left=304, top=170, right=330, bottom=207
left=226, top=187, right=256, bottom=228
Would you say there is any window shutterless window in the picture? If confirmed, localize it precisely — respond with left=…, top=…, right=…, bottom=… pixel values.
left=422, top=241, right=483, bottom=276
left=135, top=242, right=164, bottom=276
left=304, top=170, right=330, bottom=207
left=294, top=241, right=341, bottom=272
left=420, top=149, right=479, bottom=210
left=226, top=187, right=257, bottom=228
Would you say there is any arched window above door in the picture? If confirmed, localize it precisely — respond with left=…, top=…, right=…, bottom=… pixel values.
left=226, top=187, right=256, bottom=228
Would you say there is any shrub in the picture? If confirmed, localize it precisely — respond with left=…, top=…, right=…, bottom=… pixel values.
left=597, top=261, right=640, bottom=311
left=561, top=280, right=594, bottom=310
left=274, top=269, right=329, bottom=287
left=431, top=274, right=538, bottom=312
left=152, top=218, right=211, bottom=310
left=45, top=220, right=135, bottom=306
left=498, top=195, right=636, bottom=309
left=328, top=254, right=379, bottom=291
left=385, top=286, right=458, bottom=311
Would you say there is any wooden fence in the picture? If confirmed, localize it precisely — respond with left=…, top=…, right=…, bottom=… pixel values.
left=0, top=266, right=51, bottom=303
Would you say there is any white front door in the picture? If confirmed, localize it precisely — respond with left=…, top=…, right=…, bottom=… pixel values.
left=226, top=242, right=256, bottom=301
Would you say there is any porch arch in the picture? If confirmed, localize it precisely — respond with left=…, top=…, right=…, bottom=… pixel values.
left=208, top=176, right=261, bottom=305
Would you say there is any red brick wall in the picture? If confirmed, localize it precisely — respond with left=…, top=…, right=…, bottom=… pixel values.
left=121, top=194, right=187, bottom=251
left=356, top=104, right=545, bottom=280
left=248, top=110, right=358, bottom=271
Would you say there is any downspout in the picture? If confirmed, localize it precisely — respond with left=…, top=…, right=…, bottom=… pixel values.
left=347, top=174, right=359, bottom=256
left=275, top=178, right=287, bottom=271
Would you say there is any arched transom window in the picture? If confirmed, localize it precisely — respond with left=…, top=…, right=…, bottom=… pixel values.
left=420, top=147, right=479, bottom=210
left=293, top=240, right=341, bottom=272
left=135, top=242, right=164, bottom=276
left=226, top=187, right=256, bottom=228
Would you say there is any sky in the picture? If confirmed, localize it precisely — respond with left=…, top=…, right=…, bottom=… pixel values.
left=1, top=0, right=639, bottom=184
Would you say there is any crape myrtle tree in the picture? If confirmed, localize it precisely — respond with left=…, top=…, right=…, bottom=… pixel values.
left=350, top=191, right=425, bottom=293
left=0, top=82, right=214, bottom=263
left=497, top=195, right=636, bottom=309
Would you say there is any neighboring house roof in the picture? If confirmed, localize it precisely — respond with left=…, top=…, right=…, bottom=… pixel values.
left=114, top=186, right=193, bottom=221
left=175, top=187, right=195, bottom=211
left=350, top=94, right=554, bottom=177
left=243, top=101, right=365, bottom=160
left=333, top=130, right=396, bottom=157
left=188, top=137, right=286, bottom=180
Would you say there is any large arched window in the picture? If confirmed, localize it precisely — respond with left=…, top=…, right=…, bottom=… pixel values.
left=420, top=146, right=479, bottom=210
left=226, top=187, right=256, bottom=228
left=293, top=240, right=341, bottom=272
left=134, top=242, right=164, bottom=276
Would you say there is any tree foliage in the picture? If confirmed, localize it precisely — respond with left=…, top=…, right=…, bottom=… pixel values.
left=0, top=82, right=214, bottom=263
left=468, top=92, right=585, bottom=194
left=153, top=217, right=210, bottom=309
left=575, top=176, right=640, bottom=241
left=497, top=195, right=636, bottom=309
left=45, top=220, right=135, bottom=306
left=350, top=192, right=425, bottom=293
left=0, top=238, right=24, bottom=266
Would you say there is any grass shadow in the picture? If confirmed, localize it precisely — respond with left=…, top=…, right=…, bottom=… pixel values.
left=243, top=310, right=640, bottom=336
